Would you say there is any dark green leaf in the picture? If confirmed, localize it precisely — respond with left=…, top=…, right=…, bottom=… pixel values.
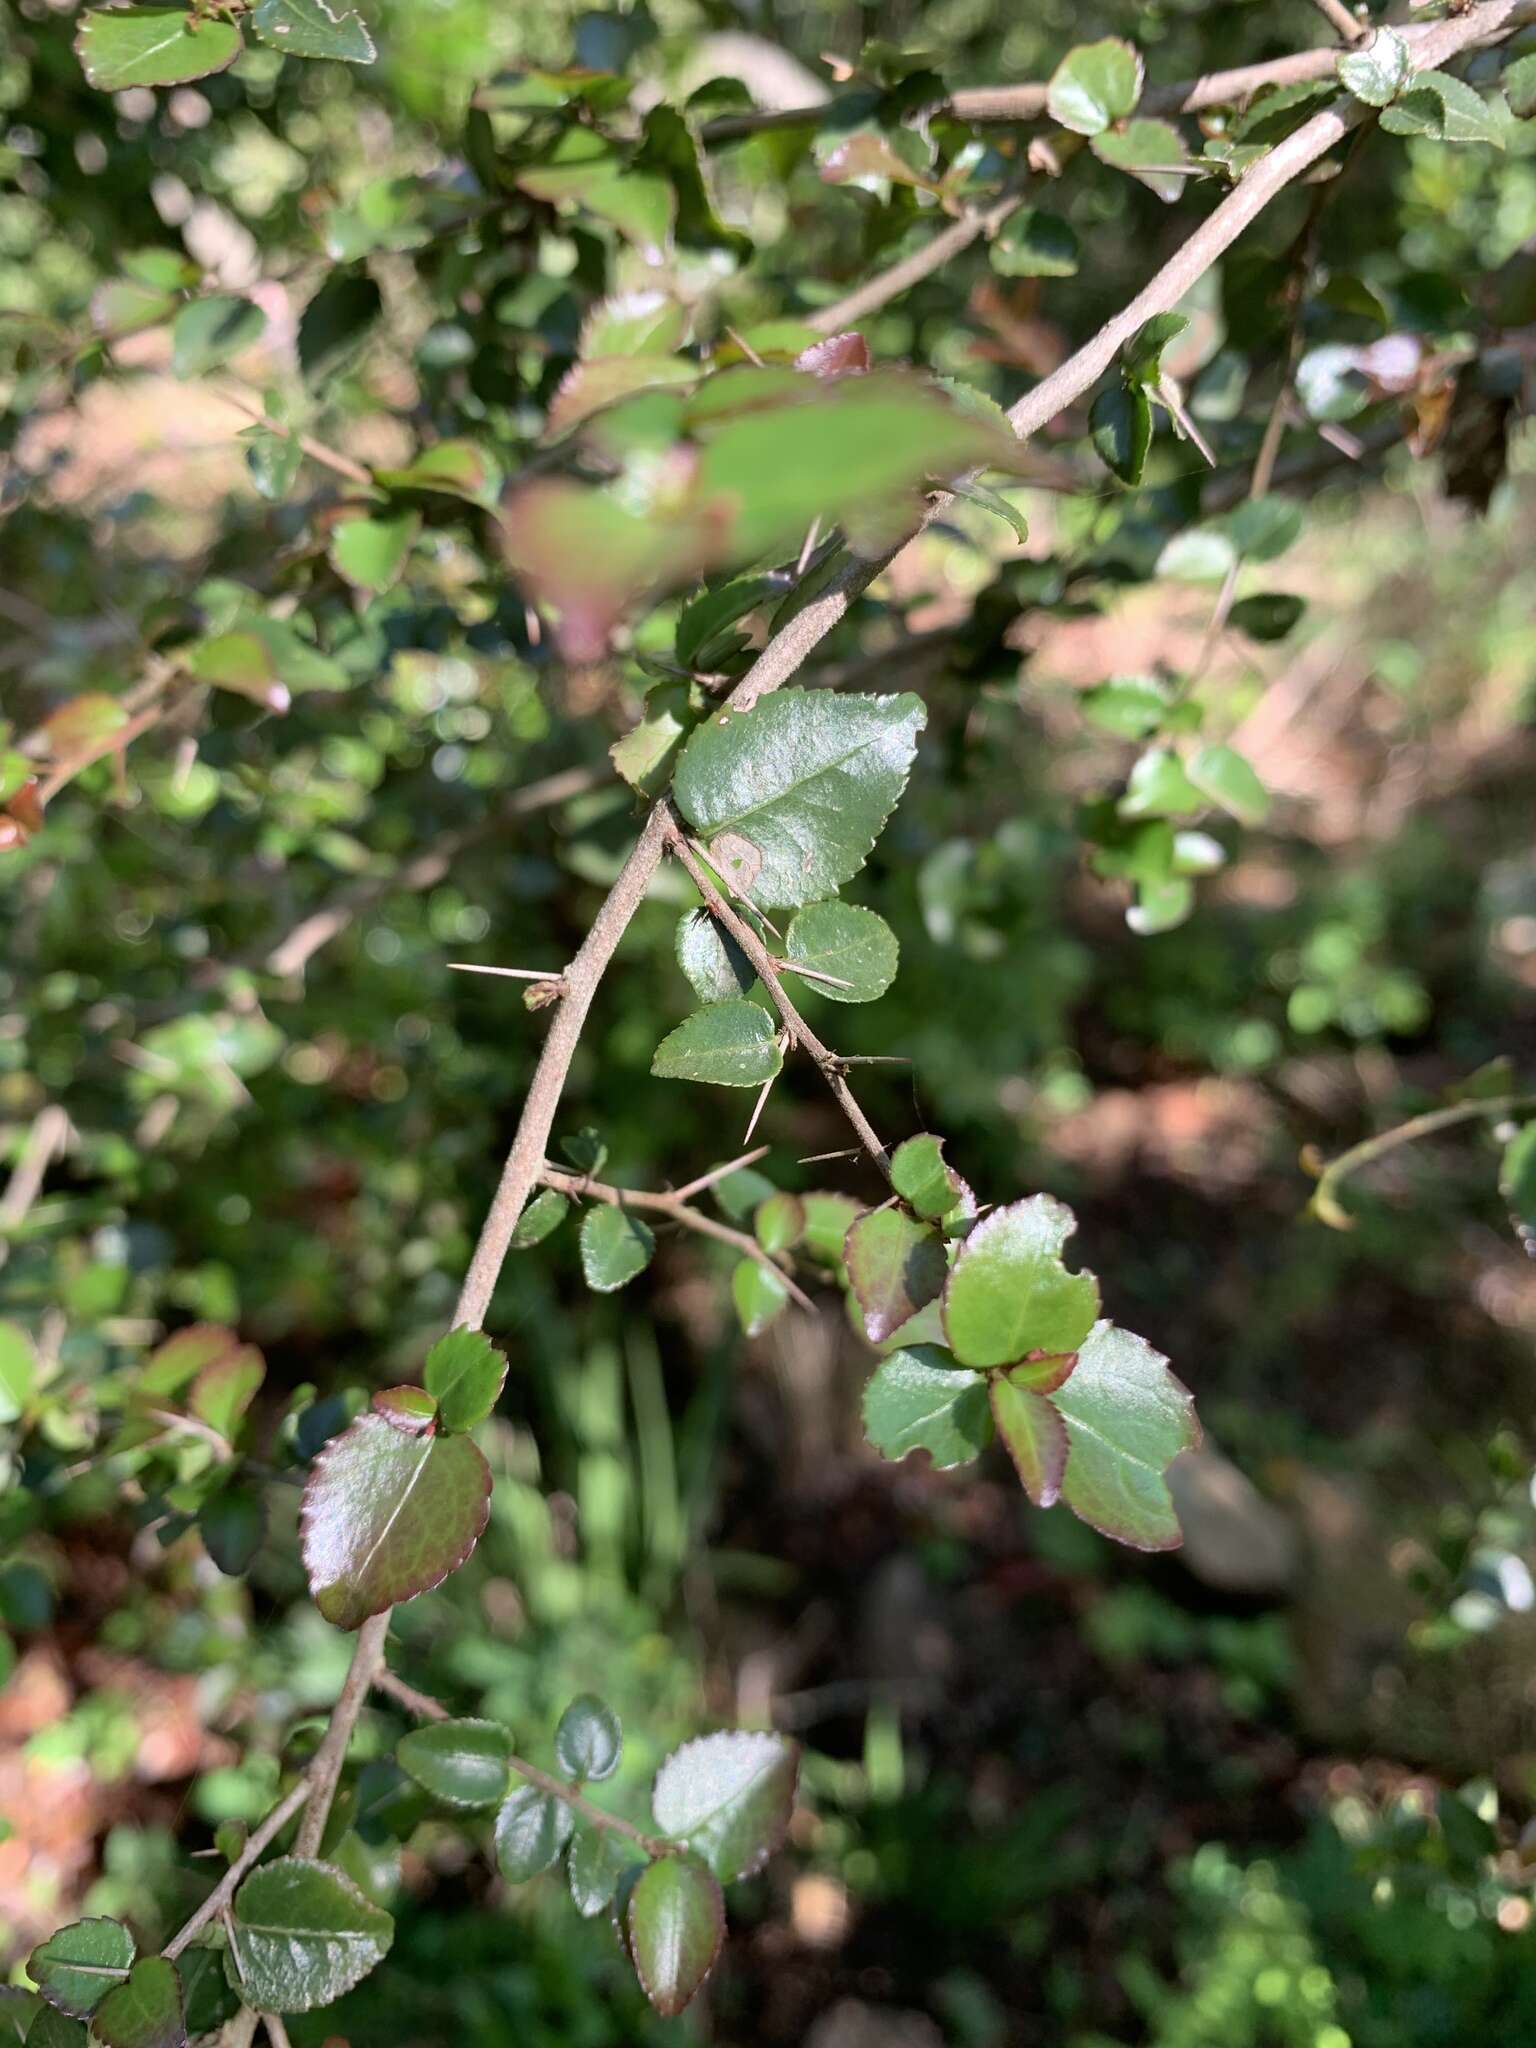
left=1124, top=313, right=1190, bottom=386
left=561, top=1129, right=608, bottom=1176
left=25, top=2011, right=86, bottom=2048
left=1186, top=743, right=1270, bottom=826
left=510, top=1188, right=570, bottom=1249
left=579, top=1206, right=656, bottom=1292
left=1228, top=592, right=1306, bottom=642
left=250, top=0, right=375, bottom=63
left=651, top=1730, right=798, bottom=1882
left=675, top=909, right=757, bottom=1004
left=554, top=1694, right=622, bottom=1782
left=422, top=1328, right=507, bottom=1433
left=1089, top=383, right=1151, bottom=485
left=87, top=1958, right=184, bottom=2048
left=673, top=690, right=926, bottom=910
left=1380, top=70, right=1500, bottom=145
left=75, top=8, right=242, bottom=89
left=397, top=1719, right=511, bottom=1808
left=846, top=1207, right=947, bottom=1345
left=228, top=1857, right=393, bottom=2013
left=1047, top=37, right=1143, bottom=135
left=298, top=271, right=382, bottom=385
left=676, top=577, right=773, bottom=672
left=198, top=1481, right=266, bottom=1577
left=989, top=1374, right=1069, bottom=1508
left=1336, top=27, right=1411, bottom=107
left=732, top=1259, right=790, bottom=1338
left=861, top=1347, right=992, bottom=1469
left=568, top=1825, right=637, bottom=1918
left=627, top=1858, right=725, bottom=2018
left=494, top=1783, right=574, bottom=1881
left=171, top=297, right=266, bottom=380
left=942, top=1196, right=1099, bottom=1370
left=784, top=901, right=898, bottom=1004
left=1052, top=1321, right=1200, bottom=1550
left=989, top=208, right=1079, bottom=278
left=299, top=1412, right=492, bottom=1629
left=27, top=1921, right=134, bottom=2018
left=651, top=1000, right=782, bottom=1088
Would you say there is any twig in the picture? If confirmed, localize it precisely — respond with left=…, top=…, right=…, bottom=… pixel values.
left=293, top=1610, right=391, bottom=1859
left=264, top=2018, right=293, bottom=2048
left=670, top=1143, right=770, bottom=1200
left=0, top=1104, right=69, bottom=1237
left=212, top=385, right=378, bottom=493
left=538, top=1163, right=814, bottom=1310
left=1309, top=0, right=1365, bottom=43
left=371, top=1667, right=672, bottom=1858
left=663, top=815, right=890, bottom=1176
left=163, top=1777, right=313, bottom=1960
left=35, top=693, right=180, bottom=806
left=1309, top=1092, right=1536, bottom=1230
left=807, top=179, right=1029, bottom=334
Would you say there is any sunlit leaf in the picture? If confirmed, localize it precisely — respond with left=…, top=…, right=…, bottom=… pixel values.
left=675, top=908, right=757, bottom=1005
left=28, top=1920, right=134, bottom=2018
left=76, top=7, right=242, bottom=89
left=942, top=1196, right=1098, bottom=1370
left=651, top=1730, right=798, bottom=1882
left=228, top=1857, right=393, bottom=2013
left=732, top=1258, right=790, bottom=1338
left=1051, top=1321, right=1200, bottom=1550
left=171, top=296, right=267, bottom=379
left=861, top=1347, right=992, bottom=1468
left=250, top=0, right=375, bottom=63
left=1047, top=38, right=1143, bottom=135
left=846, top=1207, right=947, bottom=1345
left=422, top=1328, right=506, bottom=1433
left=651, top=1000, right=782, bottom=1088
left=989, top=1373, right=1069, bottom=1507
left=1337, top=27, right=1411, bottom=108
left=784, top=900, right=898, bottom=1004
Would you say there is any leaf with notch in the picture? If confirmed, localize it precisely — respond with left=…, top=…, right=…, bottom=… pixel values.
left=846, top=1207, right=947, bottom=1345
left=942, top=1196, right=1099, bottom=1370
left=673, top=690, right=926, bottom=910
left=861, top=1347, right=992, bottom=1468
left=652, top=1000, right=781, bottom=1088
left=651, top=1730, right=798, bottom=1882
left=889, top=1134, right=968, bottom=1222
left=75, top=7, right=242, bottom=89
left=1337, top=27, right=1411, bottom=107
left=1051, top=1320, right=1200, bottom=1550
left=422, top=1328, right=507, bottom=1433
left=251, top=0, right=375, bottom=63
left=1048, top=38, right=1143, bottom=135
left=299, top=1412, right=491, bottom=1629
left=228, top=1857, right=392, bottom=2013
left=627, top=1858, right=725, bottom=2018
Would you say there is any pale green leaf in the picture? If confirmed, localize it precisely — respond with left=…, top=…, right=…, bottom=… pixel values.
left=1336, top=27, right=1411, bottom=108
left=1051, top=1320, right=1200, bottom=1550
left=942, top=1195, right=1098, bottom=1370
left=251, top=0, right=375, bottom=63
left=650, top=1729, right=798, bottom=1883
left=75, top=7, right=242, bottom=90
left=861, top=1347, right=992, bottom=1468
left=579, top=1205, right=656, bottom=1291
left=1047, top=37, right=1143, bottom=135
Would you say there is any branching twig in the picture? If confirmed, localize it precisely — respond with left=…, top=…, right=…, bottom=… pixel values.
left=663, top=814, right=890, bottom=1177
left=163, top=1777, right=312, bottom=1960
left=807, top=178, right=1030, bottom=334
left=1309, top=1093, right=1536, bottom=1230
left=1308, top=0, right=1365, bottom=44
left=372, top=1666, right=671, bottom=1858
left=213, top=385, right=378, bottom=493
left=538, top=1161, right=814, bottom=1309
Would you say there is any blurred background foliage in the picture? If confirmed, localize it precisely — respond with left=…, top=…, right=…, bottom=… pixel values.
left=4, top=0, right=1536, bottom=2040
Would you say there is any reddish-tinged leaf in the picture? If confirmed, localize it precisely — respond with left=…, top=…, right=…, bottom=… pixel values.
left=989, top=1374, right=1069, bottom=1507
left=651, top=1730, right=798, bottom=1882
left=795, top=332, right=870, bottom=378
left=371, top=1385, right=438, bottom=1435
left=627, top=1858, right=725, bottom=2018
left=845, top=1207, right=947, bottom=1345
left=7, top=778, right=43, bottom=834
left=1005, top=1349, right=1079, bottom=1395
left=42, top=693, right=129, bottom=756
left=188, top=1343, right=264, bottom=1444
left=300, top=1411, right=491, bottom=1629
left=1051, top=1321, right=1200, bottom=1551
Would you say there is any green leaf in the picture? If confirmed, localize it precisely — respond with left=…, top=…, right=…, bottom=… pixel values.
left=568, top=1825, right=637, bottom=1918
left=889, top=1134, right=968, bottom=1222
left=298, top=270, right=382, bottom=385
left=554, top=1694, right=622, bottom=1782
left=861, top=1347, right=992, bottom=1469
left=397, top=1719, right=511, bottom=1808
left=1047, top=37, right=1143, bottom=135
left=494, top=1783, right=574, bottom=1881
left=1128, top=876, right=1195, bottom=935
left=673, top=690, right=926, bottom=910
left=1157, top=526, right=1238, bottom=583
left=299, top=1412, right=492, bottom=1629
left=990, top=1374, right=1069, bottom=1508
left=28, top=1920, right=134, bottom=2018
left=25, top=2011, right=86, bottom=2048
left=1228, top=592, right=1306, bottom=642
left=92, top=278, right=177, bottom=340
left=75, top=7, right=242, bottom=89
left=1505, top=52, right=1536, bottom=120
left=187, top=614, right=350, bottom=706
left=845, top=1207, right=947, bottom=1345
left=676, top=577, right=773, bottom=672
left=1092, top=119, right=1190, bottom=204
left=371, top=1385, right=437, bottom=1434
left=423, top=1328, right=507, bottom=1433
left=651, top=1000, right=782, bottom=1088
left=651, top=1730, right=798, bottom=1882
left=800, top=1192, right=861, bottom=1270
left=579, top=1205, right=656, bottom=1292
left=375, top=440, right=502, bottom=508
left=511, top=1188, right=570, bottom=1249
left=198, top=1481, right=266, bottom=1577
left=1081, top=675, right=1170, bottom=740
left=250, top=0, right=375, bottom=63
left=580, top=289, right=690, bottom=359
left=627, top=1858, right=725, bottom=2018
left=139, top=1324, right=239, bottom=1399
left=228, top=1857, right=393, bottom=2014
left=188, top=1343, right=264, bottom=1444
left=561, top=1129, right=607, bottom=1177
left=753, top=1192, right=804, bottom=1254
left=244, top=428, right=302, bottom=503
left=1051, top=1321, right=1200, bottom=1550
left=951, top=479, right=1030, bottom=545
left=942, top=1196, right=1099, bottom=1370
left=1119, top=747, right=1204, bottom=820
left=1220, top=495, right=1302, bottom=563
left=1186, top=743, right=1270, bottom=826
left=675, top=908, right=757, bottom=1004
left=87, top=1958, right=184, bottom=2048
left=1380, top=71, right=1500, bottom=146
left=732, top=1258, right=790, bottom=1338
left=328, top=510, right=419, bottom=594
left=171, top=297, right=267, bottom=380
left=611, top=684, right=699, bottom=799
left=1089, top=383, right=1151, bottom=486
left=989, top=208, right=1079, bottom=278
left=1124, top=313, right=1190, bottom=386
left=0, top=1322, right=37, bottom=1426
left=1337, top=27, right=1411, bottom=107
left=784, top=900, right=898, bottom=1004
